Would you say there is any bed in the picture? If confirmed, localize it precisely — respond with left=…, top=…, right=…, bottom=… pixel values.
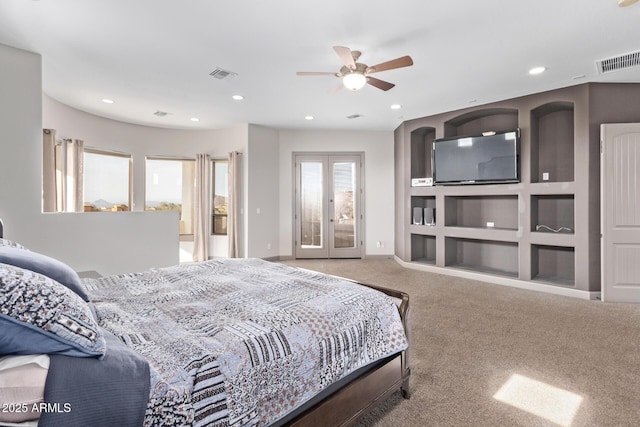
left=0, top=238, right=410, bottom=427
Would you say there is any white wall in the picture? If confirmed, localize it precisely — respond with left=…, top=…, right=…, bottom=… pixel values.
left=278, top=129, right=395, bottom=258
left=42, top=95, right=249, bottom=260
left=246, top=125, right=280, bottom=258
left=1, top=43, right=395, bottom=271
left=0, top=44, right=43, bottom=239
left=0, top=43, right=179, bottom=275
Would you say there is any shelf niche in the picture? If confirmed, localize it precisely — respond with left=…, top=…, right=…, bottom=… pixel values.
left=444, top=108, right=519, bottom=137
left=411, top=234, right=436, bottom=264
left=410, top=127, right=436, bottom=180
left=531, top=102, right=575, bottom=183
left=531, top=244, right=575, bottom=286
left=445, top=237, right=518, bottom=277
left=531, top=195, right=574, bottom=233
left=411, top=196, right=436, bottom=225
left=445, top=195, right=518, bottom=230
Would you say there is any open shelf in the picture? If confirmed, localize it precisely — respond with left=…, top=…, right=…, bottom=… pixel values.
left=444, top=195, right=518, bottom=230
left=531, top=194, right=574, bottom=234
left=531, top=102, right=574, bottom=183
left=411, top=196, right=436, bottom=226
left=411, top=234, right=436, bottom=265
left=531, top=244, right=575, bottom=286
left=410, top=127, right=436, bottom=180
left=445, top=237, right=518, bottom=278
left=444, top=108, right=519, bottom=137
left=443, top=226, right=518, bottom=242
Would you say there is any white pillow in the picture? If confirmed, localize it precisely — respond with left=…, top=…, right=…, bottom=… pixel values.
left=0, top=354, right=50, bottom=424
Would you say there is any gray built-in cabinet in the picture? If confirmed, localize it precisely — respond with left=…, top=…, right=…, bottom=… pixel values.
left=394, top=83, right=640, bottom=298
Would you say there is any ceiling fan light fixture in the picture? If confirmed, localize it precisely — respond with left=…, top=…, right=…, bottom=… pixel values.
left=343, top=72, right=367, bottom=91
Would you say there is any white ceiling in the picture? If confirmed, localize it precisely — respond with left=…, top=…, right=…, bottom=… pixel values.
left=1, top=0, right=639, bottom=131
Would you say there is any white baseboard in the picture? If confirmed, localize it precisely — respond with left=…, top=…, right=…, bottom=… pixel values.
left=394, top=256, right=601, bottom=301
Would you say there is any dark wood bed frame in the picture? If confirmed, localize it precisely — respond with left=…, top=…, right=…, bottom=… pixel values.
left=284, top=282, right=410, bottom=426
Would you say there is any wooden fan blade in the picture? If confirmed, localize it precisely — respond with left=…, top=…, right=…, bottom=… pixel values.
left=366, top=76, right=395, bottom=91
left=333, top=46, right=356, bottom=69
left=296, top=71, right=337, bottom=76
left=367, top=56, right=413, bottom=73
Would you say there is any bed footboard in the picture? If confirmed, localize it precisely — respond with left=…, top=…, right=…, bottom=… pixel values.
left=285, top=283, right=410, bottom=426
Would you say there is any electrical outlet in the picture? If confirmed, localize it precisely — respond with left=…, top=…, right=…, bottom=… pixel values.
left=376, top=241, right=382, bottom=248
left=487, top=222, right=495, bottom=228
left=542, top=172, right=549, bottom=181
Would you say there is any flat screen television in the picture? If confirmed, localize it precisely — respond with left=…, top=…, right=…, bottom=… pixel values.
left=432, top=129, right=520, bottom=185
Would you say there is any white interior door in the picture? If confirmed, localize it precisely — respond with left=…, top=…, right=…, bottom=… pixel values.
left=601, top=123, right=640, bottom=303
left=294, top=154, right=363, bottom=259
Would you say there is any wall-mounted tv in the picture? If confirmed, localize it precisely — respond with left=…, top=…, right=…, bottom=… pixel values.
left=432, top=129, right=520, bottom=185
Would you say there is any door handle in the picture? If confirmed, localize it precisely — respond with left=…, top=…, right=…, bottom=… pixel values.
left=330, top=219, right=334, bottom=222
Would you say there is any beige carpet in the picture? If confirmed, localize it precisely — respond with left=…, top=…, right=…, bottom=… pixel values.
left=281, top=258, right=640, bottom=427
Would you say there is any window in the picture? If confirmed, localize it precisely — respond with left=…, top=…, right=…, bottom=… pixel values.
left=212, top=160, right=228, bottom=235
left=83, top=149, right=132, bottom=212
left=145, top=157, right=195, bottom=235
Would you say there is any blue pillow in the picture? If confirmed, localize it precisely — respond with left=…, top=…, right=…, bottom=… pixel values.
left=0, top=247, right=89, bottom=301
left=0, top=263, right=106, bottom=359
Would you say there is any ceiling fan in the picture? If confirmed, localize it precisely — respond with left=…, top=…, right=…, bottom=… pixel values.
left=297, top=46, right=413, bottom=92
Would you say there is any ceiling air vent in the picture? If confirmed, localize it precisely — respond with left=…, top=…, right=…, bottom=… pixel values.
left=153, top=111, right=170, bottom=117
left=210, top=67, right=237, bottom=80
left=596, top=50, right=640, bottom=74
left=346, top=114, right=362, bottom=120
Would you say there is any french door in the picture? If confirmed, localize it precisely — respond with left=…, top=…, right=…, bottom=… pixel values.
left=294, top=153, right=363, bottom=259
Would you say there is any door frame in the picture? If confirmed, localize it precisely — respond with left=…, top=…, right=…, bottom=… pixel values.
left=292, top=152, right=365, bottom=259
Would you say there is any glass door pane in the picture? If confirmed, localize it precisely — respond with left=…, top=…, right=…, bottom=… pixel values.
left=332, top=162, right=356, bottom=249
left=300, top=162, right=324, bottom=249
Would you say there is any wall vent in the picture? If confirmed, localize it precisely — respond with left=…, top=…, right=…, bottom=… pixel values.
left=210, top=67, right=238, bottom=80
left=346, top=114, right=362, bottom=120
left=153, top=111, right=170, bottom=117
left=596, top=50, right=640, bottom=74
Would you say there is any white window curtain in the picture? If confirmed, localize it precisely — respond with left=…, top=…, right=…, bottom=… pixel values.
left=42, top=129, right=58, bottom=212
left=65, top=138, right=84, bottom=212
left=42, top=129, right=84, bottom=212
left=228, top=151, right=241, bottom=258
left=193, top=153, right=211, bottom=262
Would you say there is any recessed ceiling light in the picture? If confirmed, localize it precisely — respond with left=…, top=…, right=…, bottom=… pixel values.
left=529, top=66, right=547, bottom=75
left=232, top=95, right=244, bottom=101
left=304, top=115, right=314, bottom=120
left=101, top=98, right=114, bottom=104
left=390, top=104, right=402, bottom=110
left=190, top=117, right=200, bottom=122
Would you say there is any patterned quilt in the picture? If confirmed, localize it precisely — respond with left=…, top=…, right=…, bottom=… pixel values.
left=83, top=258, right=408, bottom=427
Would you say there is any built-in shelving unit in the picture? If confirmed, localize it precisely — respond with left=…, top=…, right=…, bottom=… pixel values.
left=394, top=83, right=617, bottom=299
